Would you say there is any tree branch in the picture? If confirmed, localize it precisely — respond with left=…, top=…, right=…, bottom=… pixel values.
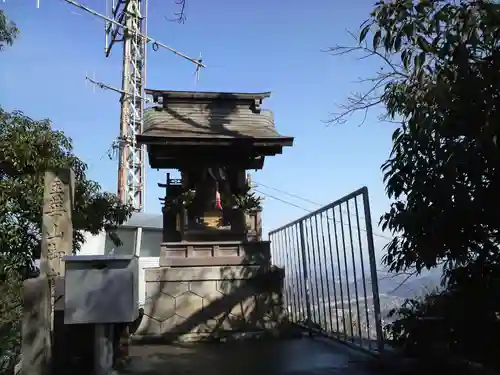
left=388, top=271, right=418, bottom=294
left=166, top=0, right=187, bottom=24
left=378, top=269, right=417, bottom=281
left=323, top=30, right=409, bottom=126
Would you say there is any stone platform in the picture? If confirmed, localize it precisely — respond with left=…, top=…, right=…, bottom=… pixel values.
left=132, top=265, right=285, bottom=342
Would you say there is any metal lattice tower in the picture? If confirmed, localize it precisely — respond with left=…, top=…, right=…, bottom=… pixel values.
left=106, top=0, right=147, bottom=210
left=64, top=0, right=205, bottom=211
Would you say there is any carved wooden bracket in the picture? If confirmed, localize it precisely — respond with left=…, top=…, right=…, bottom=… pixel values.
left=253, top=98, right=262, bottom=113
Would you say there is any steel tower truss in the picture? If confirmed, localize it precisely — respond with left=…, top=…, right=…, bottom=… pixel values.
left=106, top=0, right=146, bottom=211
left=64, top=0, right=205, bottom=212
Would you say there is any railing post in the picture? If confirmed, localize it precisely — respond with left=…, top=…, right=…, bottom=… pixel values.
left=362, top=187, right=384, bottom=353
left=299, top=221, right=313, bottom=335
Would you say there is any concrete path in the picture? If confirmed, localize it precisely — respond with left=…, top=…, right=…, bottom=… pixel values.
left=122, top=338, right=380, bottom=375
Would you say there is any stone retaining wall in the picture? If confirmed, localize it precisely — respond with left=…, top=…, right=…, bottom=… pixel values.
left=133, top=265, right=285, bottom=342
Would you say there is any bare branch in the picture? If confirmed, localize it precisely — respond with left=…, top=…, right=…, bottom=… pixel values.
left=166, top=0, right=187, bottom=24
left=388, top=271, right=418, bottom=294
left=325, top=97, right=383, bottom=127
left=378, top=269, right=416, bottom=281
left=323, top=29, right=409, bottom=126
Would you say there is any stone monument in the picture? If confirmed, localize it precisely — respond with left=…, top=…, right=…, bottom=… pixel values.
left=21, top=168, right=74, bottom=375
left=40, top=168, right=75, bottom=279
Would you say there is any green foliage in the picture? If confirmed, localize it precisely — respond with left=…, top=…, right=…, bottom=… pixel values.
left=0, top=10, right=133, bottom=374
left=0, top=265, right=22, bottom=375
left=386, top=264, right=500, bottom=368
left=0, top=9, right=18, bottom=50
left=360, top=0, right=500, bottom=275
left=0, top=108, right=134, bottom=375
left=337, top=0, right=500, bottom=369
left=0, top=108, right=135, bottom=265
left=164, top=188, right=196, bottom=211
left=232, top=183, right=262, bottom=212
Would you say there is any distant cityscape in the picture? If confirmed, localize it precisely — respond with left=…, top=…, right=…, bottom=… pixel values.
left=283, top=266, right=442, bottom=343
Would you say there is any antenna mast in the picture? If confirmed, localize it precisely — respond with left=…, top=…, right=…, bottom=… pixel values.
left=107, top=0, right=146, bottom=211
left=64, top=0, right=205, bottom=211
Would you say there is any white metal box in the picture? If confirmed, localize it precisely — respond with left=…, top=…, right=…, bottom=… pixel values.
left=63, top=254, right=139, bottom=325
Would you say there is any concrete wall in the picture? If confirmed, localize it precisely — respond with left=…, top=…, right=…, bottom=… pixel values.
left=137, top=257, right=160, bottom=308
left=79, top=231, right=106, bottom=256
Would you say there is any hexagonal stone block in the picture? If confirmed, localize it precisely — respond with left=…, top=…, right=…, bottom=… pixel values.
left=230, top=302, right=244, bottom=318
left=216, top=279, right=246, bottom=295
left=175, top=291, right=203, bottom=319
left=226, top=296, right=259, bottom=323
left=240, top=295, right=258, bottom=319
left=161, top=281, right=189, bottom=297
left=189, top=280, right=217, bottom=297
left=201, top=290, right=224, bottom=309
left=218, top=314, right=246, bottom=331
left=145, top=282, right=162, bottom=300
left=146, top=292, right=175, bottom=322
left=136, top=315, right=163, bottom=335
left=194, top=318, right=218, bottom=334
left=161, top=314, right=186, bottom=333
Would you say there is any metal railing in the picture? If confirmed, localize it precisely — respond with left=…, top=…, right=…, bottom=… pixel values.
left=269, top=187, right=384, bottom=353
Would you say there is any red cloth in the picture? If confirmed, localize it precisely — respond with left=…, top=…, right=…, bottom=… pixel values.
left=215, top=190, right=223, bottom=210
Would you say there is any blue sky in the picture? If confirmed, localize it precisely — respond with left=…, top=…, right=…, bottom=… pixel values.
left=0, top=0, right=396, bottom=250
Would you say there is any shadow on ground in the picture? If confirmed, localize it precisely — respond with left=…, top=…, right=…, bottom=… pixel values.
left=120, top=338, right=377, bottom=375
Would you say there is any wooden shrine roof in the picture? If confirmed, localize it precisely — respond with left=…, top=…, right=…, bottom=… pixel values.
left=146, top=89, right=272, bottom=102
left=137, top=89, right=294, bottom=146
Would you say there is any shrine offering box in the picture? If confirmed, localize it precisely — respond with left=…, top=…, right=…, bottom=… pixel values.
left=63, top=254, right=139, bottom=324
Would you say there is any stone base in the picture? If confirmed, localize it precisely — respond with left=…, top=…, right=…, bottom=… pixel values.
left=182, top=228, right=245, bottom=242
left=133, top=265, right=285, bottom=343
left=160, top=241, right=271, bottom=267
left=21, top=276, right=52, bottom=375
